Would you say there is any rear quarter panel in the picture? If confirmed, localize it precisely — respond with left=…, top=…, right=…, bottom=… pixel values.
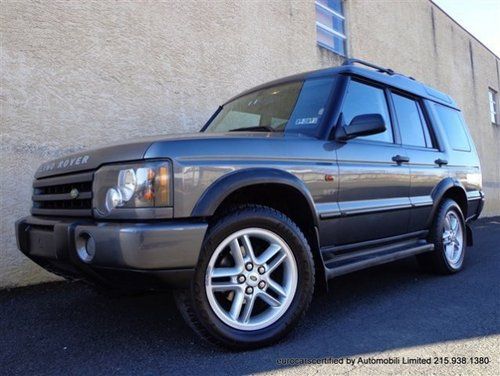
left=427, top=102, right=483, bottom=217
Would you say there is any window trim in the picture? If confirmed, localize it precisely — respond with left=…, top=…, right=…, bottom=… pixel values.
left=315, top=0, right=347, bottom=56
left=316, top=21, right=346, bottom=40
left=388, top=89, right=440, bottom=151
left=489, top=87, right=498, bottom=125
left=316, top=1, right=345, bottom=20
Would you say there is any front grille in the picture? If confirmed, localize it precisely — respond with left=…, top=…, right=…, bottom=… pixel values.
left=31, top=171, right=94, bottom=217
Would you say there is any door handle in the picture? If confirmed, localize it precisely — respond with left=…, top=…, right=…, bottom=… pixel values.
left=435, top=158, right=448, bottom=166
left=392, top=155, right=410, bottom=164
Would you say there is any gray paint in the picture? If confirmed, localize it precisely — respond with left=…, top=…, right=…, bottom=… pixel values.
left=74, top=221, right=207, bottom=270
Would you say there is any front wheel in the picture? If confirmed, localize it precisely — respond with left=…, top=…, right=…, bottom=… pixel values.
left=175, top=205, right=315, bottom=349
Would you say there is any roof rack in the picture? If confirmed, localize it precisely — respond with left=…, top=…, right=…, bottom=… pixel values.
left=343, top=58, right=395, bottom=75
left=343, top=58, right=416, bottom=81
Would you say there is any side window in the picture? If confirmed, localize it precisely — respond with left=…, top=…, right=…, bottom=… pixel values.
left=433, top=104, right=471, bottom=151
left=341, top=80, right=393, bottom=143
left=392, top=93, right=434, bottom=148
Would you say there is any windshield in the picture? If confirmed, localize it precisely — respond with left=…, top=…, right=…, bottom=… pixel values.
left=204, top=76, right=337, bottom=136
left=205, top=81, right=303, bottom=133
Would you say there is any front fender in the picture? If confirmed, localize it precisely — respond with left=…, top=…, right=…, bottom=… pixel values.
left=190, top=168, right=319, bottom=226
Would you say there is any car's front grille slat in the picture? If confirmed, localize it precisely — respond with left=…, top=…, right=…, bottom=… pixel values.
left=32, top=171, right=94, bottom=188
left=31, top=171, right=94, bottom=217
left=32, top=192, right=92, bottom=202
left=31, top=208, right=92, bottom=217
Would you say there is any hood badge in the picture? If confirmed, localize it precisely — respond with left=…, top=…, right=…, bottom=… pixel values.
left=70, top=188, right=80, bottom=199
left=39, top=154, right=90, bottom=173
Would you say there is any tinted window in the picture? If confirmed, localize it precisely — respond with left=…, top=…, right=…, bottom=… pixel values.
left=287, top=77, right=337, bottom=136
left=342, top=80, right=393, bottom=143
left=392, top=94, right=433, bottom=148
left=433, top=104, right=471, bottom=151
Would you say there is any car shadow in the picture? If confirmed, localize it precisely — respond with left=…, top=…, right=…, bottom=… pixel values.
left=1, top=218, right=498, bottom=375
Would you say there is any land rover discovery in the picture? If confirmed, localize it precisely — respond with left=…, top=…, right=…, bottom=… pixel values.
left=16, top=59, right=484, bottom=349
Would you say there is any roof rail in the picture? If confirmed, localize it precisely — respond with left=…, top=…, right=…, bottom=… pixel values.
left=343, top=58, right=395, bottom=75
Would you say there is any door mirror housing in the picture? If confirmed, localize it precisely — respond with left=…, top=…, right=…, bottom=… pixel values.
left=334, top=113, right=386, bottom=141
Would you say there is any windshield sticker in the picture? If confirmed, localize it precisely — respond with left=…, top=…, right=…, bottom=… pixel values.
left=295, top=117, right=318, bottom=125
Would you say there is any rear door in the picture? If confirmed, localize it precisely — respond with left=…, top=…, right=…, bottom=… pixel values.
left=334, top=78, right=411, bottom=245
left=390, top=92, right=448, bottom=232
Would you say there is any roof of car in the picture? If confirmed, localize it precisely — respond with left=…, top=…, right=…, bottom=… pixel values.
left=228, top=64, right=459, bottom=109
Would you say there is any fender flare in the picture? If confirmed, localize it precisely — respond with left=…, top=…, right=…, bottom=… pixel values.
left=427, top=177, right=468, bottom=227
left=190, top=168, right=319, bottom=226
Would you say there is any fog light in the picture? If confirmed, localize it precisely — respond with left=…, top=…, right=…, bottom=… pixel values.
left=76, top=232, right=96, bottom=263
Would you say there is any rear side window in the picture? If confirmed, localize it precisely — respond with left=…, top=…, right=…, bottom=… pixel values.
left=433, top=104, right=471, bottom=151
left=392, top=93, right=434, bottom=148
left=341, top=80, right=393, bottom=143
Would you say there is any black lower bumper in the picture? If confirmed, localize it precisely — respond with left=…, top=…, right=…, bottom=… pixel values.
left=466, top=191, right=485, bottom=222
left=15, top=216, right=208, bottom=290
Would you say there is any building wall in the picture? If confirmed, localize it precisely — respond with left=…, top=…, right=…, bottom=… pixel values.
left=0, top=0, right=498, bottom=288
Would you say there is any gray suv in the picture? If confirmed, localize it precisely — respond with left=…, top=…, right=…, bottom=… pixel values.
left=16, top=59, right=484, bottom=349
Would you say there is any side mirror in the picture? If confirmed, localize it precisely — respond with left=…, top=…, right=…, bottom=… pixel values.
left=334, top=113, right=386, bottom=141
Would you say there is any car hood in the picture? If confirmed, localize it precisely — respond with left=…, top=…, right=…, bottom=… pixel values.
left=34, top=132, right=288, bottom=179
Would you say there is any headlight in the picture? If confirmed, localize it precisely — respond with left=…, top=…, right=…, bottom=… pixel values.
left=93, top=161, right=172, bottom=218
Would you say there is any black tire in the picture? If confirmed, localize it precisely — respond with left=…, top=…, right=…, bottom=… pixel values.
left=175, top=204, right=315, bottom=350
left=417, top=199, right=466, bottom=274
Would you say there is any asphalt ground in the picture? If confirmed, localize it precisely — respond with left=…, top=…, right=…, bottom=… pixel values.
left=1, top=217, right=499, bottom=375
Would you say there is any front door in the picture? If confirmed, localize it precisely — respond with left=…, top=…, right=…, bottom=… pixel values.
left=335, top=79, right=411, bottom=245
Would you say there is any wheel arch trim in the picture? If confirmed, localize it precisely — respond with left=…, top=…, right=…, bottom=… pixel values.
left=428, top=178, right=468, bottom=227
left=190, top=168, right=319, bottom=226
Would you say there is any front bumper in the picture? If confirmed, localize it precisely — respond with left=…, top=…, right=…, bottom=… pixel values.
left=15, top=216, right=208, bottom=290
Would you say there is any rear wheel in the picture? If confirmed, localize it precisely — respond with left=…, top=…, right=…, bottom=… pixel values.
left=417, top=199, right=466, bottom=274
left=175, top=205, right=315, bottom=349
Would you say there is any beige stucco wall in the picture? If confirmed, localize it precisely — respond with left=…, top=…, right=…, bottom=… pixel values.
left=0, top=0, right=498, bottom=288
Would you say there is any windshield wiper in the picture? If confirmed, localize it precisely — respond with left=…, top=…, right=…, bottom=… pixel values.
left=229, top=126, right=277, bottom=132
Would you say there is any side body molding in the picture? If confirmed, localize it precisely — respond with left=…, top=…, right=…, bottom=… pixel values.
left=190, top=168, right=319, bottom=225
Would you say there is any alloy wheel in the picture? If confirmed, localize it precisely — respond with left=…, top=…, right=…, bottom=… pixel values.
left=442, top=211, right=464, bottom=268
left=205, top=228, right=298, bottom=331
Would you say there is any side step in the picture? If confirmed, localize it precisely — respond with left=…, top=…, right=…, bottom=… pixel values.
left=324, top=240, right=434, bottom=279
